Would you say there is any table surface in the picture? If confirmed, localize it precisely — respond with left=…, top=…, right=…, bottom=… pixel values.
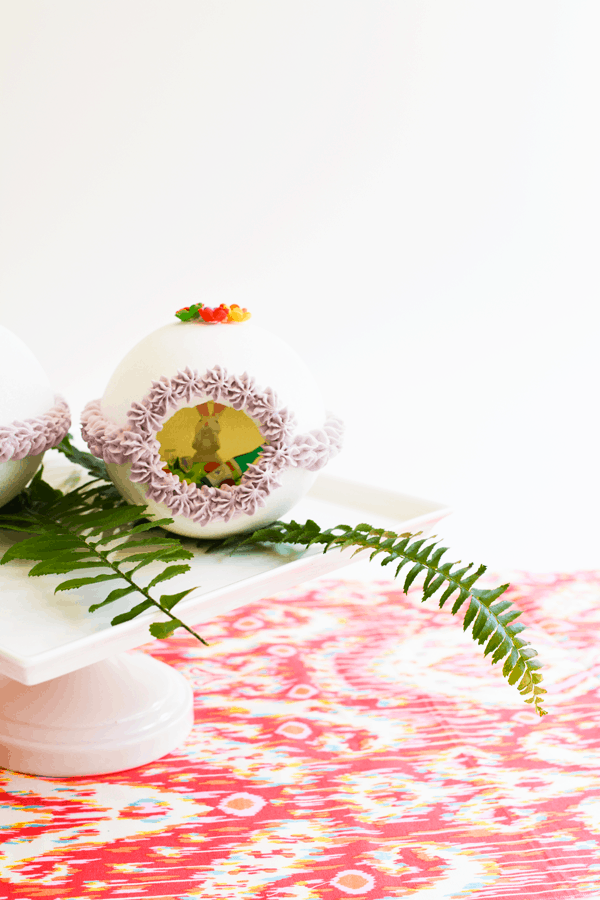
left=0, top=570, right=597, bottom=899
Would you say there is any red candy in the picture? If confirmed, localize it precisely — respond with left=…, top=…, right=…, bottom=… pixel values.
left=199, top=306, right=229, bottom=323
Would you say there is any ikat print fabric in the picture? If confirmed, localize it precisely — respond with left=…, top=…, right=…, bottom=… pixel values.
left=1, top=572, right=599, bottom=898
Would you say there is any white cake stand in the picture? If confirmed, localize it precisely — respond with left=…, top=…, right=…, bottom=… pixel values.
left=0, top=652, right=193, bottom=777
left=0, top=459, right=449, bottom=777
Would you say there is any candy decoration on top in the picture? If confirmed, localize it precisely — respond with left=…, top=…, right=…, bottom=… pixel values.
left=80, top=306, right=343, bottom=539
left=175, top=303, right=251, bottom=324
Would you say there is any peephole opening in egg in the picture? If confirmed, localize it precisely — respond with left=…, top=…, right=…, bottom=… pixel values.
left=156, top=402, right=267, bottom=489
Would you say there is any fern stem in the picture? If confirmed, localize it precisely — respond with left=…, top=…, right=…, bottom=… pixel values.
left=95, top=544, right=209, bottom=646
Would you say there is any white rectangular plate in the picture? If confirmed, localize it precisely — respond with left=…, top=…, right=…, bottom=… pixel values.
left=0, top=456, right=450, bottom=685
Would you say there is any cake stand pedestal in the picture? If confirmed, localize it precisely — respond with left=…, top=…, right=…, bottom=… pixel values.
left=0, top=460, right=451, bottom=778
left=0, top=652, right=193, bottom=777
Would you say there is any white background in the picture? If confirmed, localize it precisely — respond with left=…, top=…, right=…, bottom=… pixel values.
left=1, top=1, right=599, bottom=574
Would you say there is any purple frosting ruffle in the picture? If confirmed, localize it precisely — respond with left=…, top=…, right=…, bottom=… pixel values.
left=0, top=397, right=71, bottom=464
left=81, top=366, right=344, bottom=525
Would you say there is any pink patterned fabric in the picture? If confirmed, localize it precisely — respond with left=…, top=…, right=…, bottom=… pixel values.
left=81, top=367, right=344, bottom=525
left=0, top=397, right=71, bottom=464
left=0, top=571, right=598, bottom=898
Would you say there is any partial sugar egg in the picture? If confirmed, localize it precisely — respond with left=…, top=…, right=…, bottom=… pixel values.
left=0, top=324, right=71, bottom=508
left=81, top=304, right=343, bottom=538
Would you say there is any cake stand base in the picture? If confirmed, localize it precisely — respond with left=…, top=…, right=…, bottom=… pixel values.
left=0, top=651, right=194, bottom=777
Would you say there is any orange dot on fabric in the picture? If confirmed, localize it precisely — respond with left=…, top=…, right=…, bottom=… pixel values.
left=218, top=792, right=267, bottom=817
left=331, top=870, right=375, bottom=893
left=339, top=874, right=369, bottom=889
left=226, top=797, right=253, bottom=810
left=284, top=725, right=304, bottom=734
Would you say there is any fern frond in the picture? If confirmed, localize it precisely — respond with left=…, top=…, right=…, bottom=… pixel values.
left=56, top=432, right=112, bottom=482
left=0, top=454, right=547, bottom=716
left=0, top=466, right=207, bottom=645
left=214, top=519, right=548, bottom=716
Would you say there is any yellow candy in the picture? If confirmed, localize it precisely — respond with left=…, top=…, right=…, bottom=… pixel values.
left=228, top=306, right=251, bottom=322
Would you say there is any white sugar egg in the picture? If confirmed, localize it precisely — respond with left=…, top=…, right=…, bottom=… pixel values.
left=0, top=324, right=60, bottom=508
left=82, top=313, right=343, bottom=539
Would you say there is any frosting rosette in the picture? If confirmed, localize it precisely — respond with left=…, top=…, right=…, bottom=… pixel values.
left=0, top=398, right=71, bottom=464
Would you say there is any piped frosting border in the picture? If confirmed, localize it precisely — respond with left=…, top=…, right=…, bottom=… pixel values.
left=0, top=397, right=71, bottom=464
left=81, top=366, right=343, bottom=525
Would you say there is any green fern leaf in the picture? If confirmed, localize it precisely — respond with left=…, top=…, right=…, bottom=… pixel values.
left=490, top=638, right=511, bottom=665
left=125, top=547, right=193, bottom=574
left=149, top=619, right=183, bottom=639
left=74, top=507, right=148, bottom=534
left=0, top=523, right=43, bottom=534
left=117, top=549, right=176, bottom=565
left=88, top=585, right=137, bottom=612
left=472, top=611, right=496, bottom=646
left=29, top=559, right=110, bottom=577
left=56, top=432, right=112, bottom=481
left=146, top=564, right=191, bottom=590
left=159, top=587, right=198, bottom=611
left=26, top=469, right=64, bottom=506
left=394, top=557, right=413, bottom=578
left=108, top=535, right=179, bottom=552
left=0, top=538, right=87, bottom=563
left=488, top=599, right=513, bottom=616
left=155, top=547, right=194, bottom=562
left=54, top=573, right=123, bottom=593
left=402, top=562, right=425, bottom=592
left=126, top=554, right=176, bottom=574
left=111, top=599, right=154, bottom=625
left=498, top=610, right=523, bottom=626
left=421, top=574, right=446, bottom=600
left=482, top=631, right=504, bottom=658
left=127, top=519, right=175, bottom=534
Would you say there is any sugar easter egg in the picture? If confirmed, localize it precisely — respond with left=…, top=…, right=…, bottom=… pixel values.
left=0, top=324, right=71, bottom=508
left=82, top=309, right=343, bottom=538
